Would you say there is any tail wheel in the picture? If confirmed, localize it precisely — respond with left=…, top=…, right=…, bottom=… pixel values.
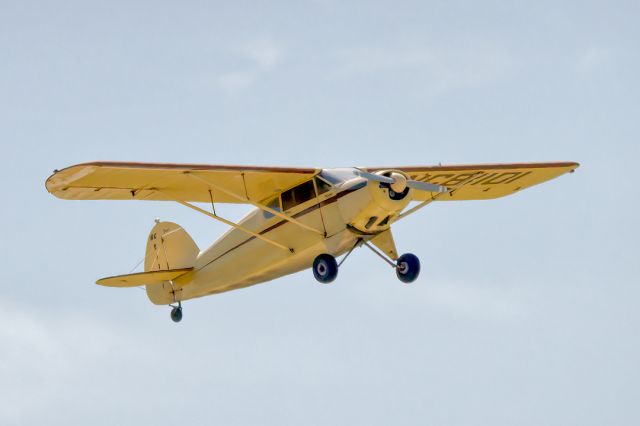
left=396, top=253, right=420, bottom=283
left=312, top=254, right=338, bottom=283
left=170, top=306, right=183, bottom=323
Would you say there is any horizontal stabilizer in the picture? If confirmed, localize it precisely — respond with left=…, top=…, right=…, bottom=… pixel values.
left=96, top=268, right=193, bottom=288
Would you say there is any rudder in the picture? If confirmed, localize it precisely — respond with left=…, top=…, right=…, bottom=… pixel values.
left=145, top=221, right=199, bottom=305
left=145, top=221, right=199, bottom=272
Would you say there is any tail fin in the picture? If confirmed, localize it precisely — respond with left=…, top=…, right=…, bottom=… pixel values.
left=145, top=221, right=199, bottom=272
left=145, top=221, right=199, bottom=305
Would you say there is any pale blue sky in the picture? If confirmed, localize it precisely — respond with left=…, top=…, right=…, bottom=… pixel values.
left=1, top=1, right=639, bottom=425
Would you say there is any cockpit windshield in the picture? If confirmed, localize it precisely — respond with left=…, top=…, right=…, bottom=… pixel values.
left=319, top=168, right=358, bottom=185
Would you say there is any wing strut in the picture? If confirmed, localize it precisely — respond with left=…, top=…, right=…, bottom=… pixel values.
left=173, top=199, right=293, bottom=253
left=185, top=172, right=325, bottom=236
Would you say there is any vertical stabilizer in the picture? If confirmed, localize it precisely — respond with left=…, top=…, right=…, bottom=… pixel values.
left=145, top=221, right=199, bottom=272
left=144, top=221, right=199, bottom=305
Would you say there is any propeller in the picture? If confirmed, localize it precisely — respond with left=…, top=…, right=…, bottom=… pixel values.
left=354, top=169, right=448, bottom=194
left=406, top=180, right=448, bottom=193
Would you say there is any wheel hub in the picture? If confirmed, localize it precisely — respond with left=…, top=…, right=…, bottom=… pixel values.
left=317, top=263, right=327, bottom=275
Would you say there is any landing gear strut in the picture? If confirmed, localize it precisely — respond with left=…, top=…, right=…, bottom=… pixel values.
left=311, top=240, right=421, bottom=285
left=363, top=242, right=421, bottom=284
left=170, top=301, right=183, bottom=323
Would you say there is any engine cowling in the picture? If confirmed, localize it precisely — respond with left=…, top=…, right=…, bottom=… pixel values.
left=346, top=170, right=412, bottom=234
left=368, top=170, right=412, bottom=206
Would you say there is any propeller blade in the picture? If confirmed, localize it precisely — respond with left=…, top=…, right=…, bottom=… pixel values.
left=354, top=169, right=448, bottom=193
left=353, top=169, right=395, bottom=184
left=406, top=180, right=448, bottom=193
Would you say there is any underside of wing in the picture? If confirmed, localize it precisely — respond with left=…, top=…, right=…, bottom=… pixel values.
left=46, top=161, right=319, bottom=203
left=364, top=161, right=579, bottom=201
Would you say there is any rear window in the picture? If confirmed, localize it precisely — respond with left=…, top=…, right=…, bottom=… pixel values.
left=262, top=197, right=281, bottom=219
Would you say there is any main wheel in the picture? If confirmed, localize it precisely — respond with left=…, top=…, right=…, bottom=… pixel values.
left=170, top=307, right=183, bottom=323
left=396, top=253, right=420, bottom=283
left=312, top=254, right=338, bottom=283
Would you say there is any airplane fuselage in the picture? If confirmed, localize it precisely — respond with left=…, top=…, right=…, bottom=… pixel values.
left=147, top=169, right=412, bottom=304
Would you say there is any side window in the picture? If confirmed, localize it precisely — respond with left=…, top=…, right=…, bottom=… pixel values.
left=281, top=180, right=315, bottom=211
left=315, top=177, right=331, bottom=195
left=262, top=197, right=281, bottom=219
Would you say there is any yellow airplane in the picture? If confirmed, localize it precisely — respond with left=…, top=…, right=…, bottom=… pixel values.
left=46, top=161, right=579, bottom=322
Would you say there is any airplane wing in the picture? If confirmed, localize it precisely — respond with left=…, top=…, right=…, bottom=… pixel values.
left=45, top=161, right=319, bottom=203
left=363, top=161, right=579, bottom=201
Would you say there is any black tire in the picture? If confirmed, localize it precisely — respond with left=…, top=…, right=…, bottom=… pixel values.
left=312, top=254, right=338, bottom=283
left=170, top=307, right=183, bottom=323
left=396, top=253, right=420, bottom=283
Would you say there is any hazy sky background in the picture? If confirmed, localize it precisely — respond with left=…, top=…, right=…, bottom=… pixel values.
left=1, top=1, right=639, bottom=425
